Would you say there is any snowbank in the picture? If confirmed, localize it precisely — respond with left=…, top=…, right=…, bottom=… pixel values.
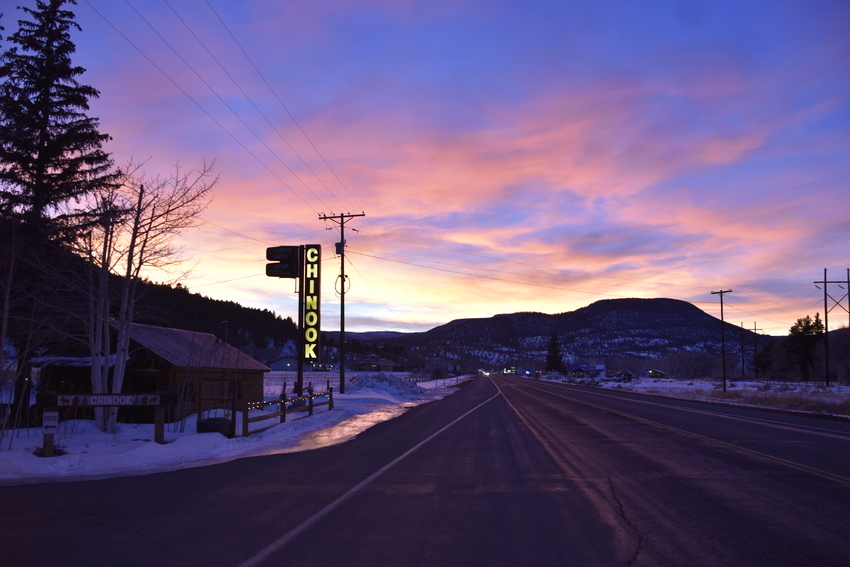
left=0, top=374, right=464, bottom=485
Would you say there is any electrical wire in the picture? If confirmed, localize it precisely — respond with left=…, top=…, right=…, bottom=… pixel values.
left=164, top=0, right=348, bottom=213
left=83, top=1, right=328, bottom=215
left=203, top=0, right=363, bottom=213
left=121, top=0, right=334, bottom=213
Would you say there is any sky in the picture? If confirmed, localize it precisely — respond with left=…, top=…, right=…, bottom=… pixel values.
left=5, top=0, right=849, bottom=335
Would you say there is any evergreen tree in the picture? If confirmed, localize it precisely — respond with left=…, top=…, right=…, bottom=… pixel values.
left=785, top=313, right=824, bottom=381
left=0, top=1, right=116, bottom=419
left=545, top=332, right=565, bottom=373
left=752, top=340, right=774, bottom=380
left=0, top=0, right=117, bottom=233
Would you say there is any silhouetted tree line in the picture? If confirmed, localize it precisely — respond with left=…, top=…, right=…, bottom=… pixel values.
left=133, top=280, right=298, bottom=359
left=603, top=313, right=849, bottom=384
left=0, top=222, right=297, bottom=355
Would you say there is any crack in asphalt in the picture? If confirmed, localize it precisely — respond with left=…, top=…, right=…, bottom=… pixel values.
left=608, top=477, right=644, bottom=565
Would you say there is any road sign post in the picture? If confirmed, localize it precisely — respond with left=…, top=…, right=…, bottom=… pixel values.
left=42, top=411, right=58, bottom=457
left=37, top=392, right=176, bottom=455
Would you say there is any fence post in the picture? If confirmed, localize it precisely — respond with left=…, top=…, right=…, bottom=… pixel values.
left=308, top=392, right=314, bottom=416
left=328, top=387, right=334, bottom=411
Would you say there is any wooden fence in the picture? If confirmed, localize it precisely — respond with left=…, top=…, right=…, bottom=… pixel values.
left=241, top=385, right=334, bottom=437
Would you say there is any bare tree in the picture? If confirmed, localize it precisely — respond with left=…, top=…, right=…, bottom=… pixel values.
left=69, top=182, right=127, bottom=429
left=73, top=160, right=216, bottom=432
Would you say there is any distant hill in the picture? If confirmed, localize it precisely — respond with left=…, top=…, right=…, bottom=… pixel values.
left=388, top=298, right=756, bottom=369
left=323, top=331, right=406, bottom=341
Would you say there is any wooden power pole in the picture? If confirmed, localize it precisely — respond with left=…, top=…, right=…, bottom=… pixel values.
left=814, top=268, right=850, bottom=387
left=711, top=290, right=733, bottom=392
left=319, top=212, right=365, bottom=394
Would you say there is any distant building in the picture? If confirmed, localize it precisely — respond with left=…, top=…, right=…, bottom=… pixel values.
left=612, top=368, right=634, bottom=381
left=565, top=363, right=606, bottom=378
left=355, top=354, right=395, bottom=372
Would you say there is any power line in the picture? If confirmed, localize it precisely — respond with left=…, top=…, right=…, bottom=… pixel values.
left=342, top=255, right=427, bottom=333
left=203, top=0, right=363, bottom=213
left=122, top=0, right=333, bottom=213
left=164, top=0, right=348, bottom=213
left=82, top=0, right=321, bottom=214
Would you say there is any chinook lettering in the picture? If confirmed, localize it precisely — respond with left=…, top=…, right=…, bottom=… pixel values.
left=303, top=244, right=321, bottom=361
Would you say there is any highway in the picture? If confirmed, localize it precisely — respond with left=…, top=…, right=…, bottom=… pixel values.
left=2, top=376, right=849, bottom=566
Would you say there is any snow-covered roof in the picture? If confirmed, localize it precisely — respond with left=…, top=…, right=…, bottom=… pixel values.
left=30, top=355, right=118, bottom=368
left=124, top=322, right=269, bottom=371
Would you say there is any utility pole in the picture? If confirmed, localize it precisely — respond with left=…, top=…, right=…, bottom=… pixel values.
left=711, top=290, right=733, bottom=392
left=740, top=322, right=746, bottom=381
left=814, top=268, right=850, bottom=387
left=319, top=212, right=365, bottom=394
left=751, top=322, right=763, bottom=381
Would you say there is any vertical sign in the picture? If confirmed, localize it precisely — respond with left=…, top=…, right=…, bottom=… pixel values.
left=303, top=244, right=321, bottom=363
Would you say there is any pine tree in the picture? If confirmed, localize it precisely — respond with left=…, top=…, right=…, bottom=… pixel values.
left=0, top=0, right=117, bottom=232
left=545, top=332, right=565, bottom=373
left=785, top=313, right=825, bottom=381
left=0, top=1, right=116, bottom=420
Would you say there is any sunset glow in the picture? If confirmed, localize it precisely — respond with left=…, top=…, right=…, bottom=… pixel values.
left=44, top=0, right=850, bottom=334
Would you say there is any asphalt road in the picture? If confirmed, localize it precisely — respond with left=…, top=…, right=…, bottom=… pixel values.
left=2, top=376, right=849, bottom=566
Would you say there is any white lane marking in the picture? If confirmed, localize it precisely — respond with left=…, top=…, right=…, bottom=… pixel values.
left=238, top=382, right=503, bottom=567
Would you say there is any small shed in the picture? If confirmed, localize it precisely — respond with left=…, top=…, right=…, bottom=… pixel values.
left=34, top=323, right=269, bottom=427
left=122, top=322, right=269, bottom=413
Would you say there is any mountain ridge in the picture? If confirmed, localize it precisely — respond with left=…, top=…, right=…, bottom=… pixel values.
left=388, top=297, right=754, bottom=369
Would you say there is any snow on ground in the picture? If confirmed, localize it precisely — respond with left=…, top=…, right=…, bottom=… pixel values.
left=595, top=376, right=850, bottom=399
left=541, top=375, right=850, bottom=416
left=0, top=374, right=463, bottom=486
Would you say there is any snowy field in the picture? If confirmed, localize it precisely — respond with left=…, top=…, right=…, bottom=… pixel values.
left=544, top=375, right=850, bottom=417
left=0, top=373, right=464, bottom=485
